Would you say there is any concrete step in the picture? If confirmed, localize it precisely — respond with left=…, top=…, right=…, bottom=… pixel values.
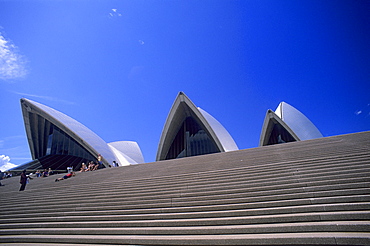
left=1, top=202, right=368, bottom=223
left=61, top=153, right=370, bottom=184
left=1, top=164, right=368, bottom=207
left=1, top=182, right=369, bottom=215
left=3, top=178, right=369, bottom=210
left=2, top=151, right=368, bottom=198
left=2, top=150, right=368, bottom=192
left=71, top=160, right=370, bottom=192
left=1, top=180, right=369, bottom=213
left=4, top=171, right=367, bottom=204
left=0, top=132, right=368, bottom=245
left=1, top=195, right=369, bottom=220
left=1, top=232, right=370, bottom=245
left=1, top=221, right=369, bottom=235
left=0, top=244, right=117, bottom=246
left=1, top=211, right=369, bottom=229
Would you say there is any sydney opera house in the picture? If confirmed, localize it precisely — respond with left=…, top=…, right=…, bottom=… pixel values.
left=13, top=92, right=322, bottom=172
left=16, top=98, right=144, bottom=172
left=6, top=92, right=369, bottom=245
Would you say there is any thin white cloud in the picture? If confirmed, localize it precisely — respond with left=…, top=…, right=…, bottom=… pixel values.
left=108, top=8, right=122, bottom=18
left=11, top=91, right=76, bottom=105
left=0, top=31, right=28, bottom=81
left=0, top=155, right=18, bottom=171
left=354, top=103, right=370, bottom=117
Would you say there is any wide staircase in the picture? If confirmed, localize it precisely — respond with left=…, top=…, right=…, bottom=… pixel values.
left=0, top=131, right=369, bottom=245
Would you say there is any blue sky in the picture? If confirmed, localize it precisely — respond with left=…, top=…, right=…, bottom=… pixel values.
left=0, top=0, right=369, bottom=169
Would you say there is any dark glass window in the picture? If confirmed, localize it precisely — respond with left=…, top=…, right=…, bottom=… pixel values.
left=165, top=117, right=219, bottom=160
left=46, top=133, right=53, bottom=155
left=43, top=125, right=95, bottom=163
left=26, top=114, right=97, bottom=171
left=267, top=123, right=297, bottom=145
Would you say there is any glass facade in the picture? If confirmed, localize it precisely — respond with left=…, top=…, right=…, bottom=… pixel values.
left=18, top=98, right=144, bottom=172
left=157, top=92, right=239, bottom=161
left=165, top=117, right=219, bottom=160
left=266, top=123, right=297, bottom=145
left=46, top=126, right=95, bottom=161
left=28, top=112, right=96, bottom=170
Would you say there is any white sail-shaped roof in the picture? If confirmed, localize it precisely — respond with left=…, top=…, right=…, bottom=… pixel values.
left=156, top=92, right=238, bottom=161
left=259, top=101, right=323, bottom=146
left=275, top=102, right=323, bottom=140
left=108, top=141, right=145, bottom=166
left=198, top=108, right=238, bottom=152
left=21, top=98, right=143, bottom=166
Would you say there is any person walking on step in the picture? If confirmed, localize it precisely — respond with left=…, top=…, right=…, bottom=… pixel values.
left=0, top=170, right=4, bottom=186
left=19, top=169, right=31, bottom=191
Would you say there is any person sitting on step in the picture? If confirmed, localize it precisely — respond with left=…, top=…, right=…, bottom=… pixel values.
left=79, top=163, right=88, bottom=172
